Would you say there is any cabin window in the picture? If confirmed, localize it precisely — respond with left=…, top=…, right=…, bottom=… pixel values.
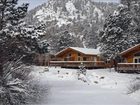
left=106, top=60, right=110, bottom=64
left=69, top=53, right=71, bottom=57
left=67, top=53, right=71, bottom=58
left=64, top=53, right=72, bottom=61
left=64, top=58, right=67, bottom=61
left=83, top=57, right=87, bottom=61
left=134, top=57, right=140, bottom=63
left=78, top=53, right=81, bottom=56
left=133, top=52, right=140, bottom=63
left=135, top=59, right=138, bottom=63
left=78, top=57, right=81, bottom=61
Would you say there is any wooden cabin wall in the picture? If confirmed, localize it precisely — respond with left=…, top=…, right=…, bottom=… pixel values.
left=56, top=49, right=100, bottom=61
left=122, top=51, right=139, bottom=63
left=121, top=46, right=140, bottom=63
left=57, top=50, right=77, bottom=61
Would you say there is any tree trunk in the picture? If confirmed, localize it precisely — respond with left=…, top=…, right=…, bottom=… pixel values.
left=0, top=64, right=3, bottom=77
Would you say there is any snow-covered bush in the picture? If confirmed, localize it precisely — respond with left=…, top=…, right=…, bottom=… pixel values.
left=27, top=80, right=48, bottom=104
left=0, top=60, right=32, bottom=105
left=0, top=1, right=49, bottom=104
left=127, top=80, right=140, bottom=94
left=77, top=64, right=87, bottom=81
left=0, top=61, right=47, bottom=105
left=79, top=63, right=87, bottom=76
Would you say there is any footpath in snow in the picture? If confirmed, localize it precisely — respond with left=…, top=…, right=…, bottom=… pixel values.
left=31, top=67, right=140, bottom=105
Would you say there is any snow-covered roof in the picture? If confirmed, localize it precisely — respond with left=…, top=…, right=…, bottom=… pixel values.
left=56, top=47, right=100, bottom=56
left=70, top=47, right=100, bottom=55
left=120, top=44, right=140, bottom=55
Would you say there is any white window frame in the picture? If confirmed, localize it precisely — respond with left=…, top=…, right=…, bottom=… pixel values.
left=133, top=56, right=140, bottom=63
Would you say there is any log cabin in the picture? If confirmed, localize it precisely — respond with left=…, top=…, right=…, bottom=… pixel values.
left=120, top=44, right=140, bottom=63
left=50, top=47, right=106, bottom=68
left=117, top=44, right=140, bottom=73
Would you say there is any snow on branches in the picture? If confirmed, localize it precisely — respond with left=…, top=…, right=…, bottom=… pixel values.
left=99, top=3, right=138, bottom=59
left=0, top=0, right=49, bottom=104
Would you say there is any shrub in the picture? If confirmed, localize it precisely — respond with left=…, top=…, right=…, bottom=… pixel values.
left=127, top=81, right=140, bottom=94
left=0, top=61, right=32, bottom=105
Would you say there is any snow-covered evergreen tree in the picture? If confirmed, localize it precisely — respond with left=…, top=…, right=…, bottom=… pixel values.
left=19, top=23, right=49, bottom=64
left=0, top=0, right=29, bottom=74
left=131, top=1, right=140, bottom=41
left=38, top=39, right=49, bottom=54
left=99, top=4, right=137, bottom=58
left=84, top=24, right=99, bottom=48
left=56, top=31, right=76, bottom=52
left=0, top=0, right=48, bottom=104
left=120, top=0, right=140, bottom=40
left=120, top=0, right=139, bottom=8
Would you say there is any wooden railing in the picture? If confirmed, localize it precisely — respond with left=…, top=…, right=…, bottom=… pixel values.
left=116, top=63, right=140, bottom=73
left=49, top=61, right=106, bottom=68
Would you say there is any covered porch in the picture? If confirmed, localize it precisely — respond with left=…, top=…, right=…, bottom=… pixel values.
left=116, top=63, right=140, bottom=73
left=49, top=61, right=106, bottom=69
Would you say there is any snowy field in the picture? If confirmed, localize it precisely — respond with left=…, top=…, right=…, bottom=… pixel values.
left=30, top=66, right=140, bottom=105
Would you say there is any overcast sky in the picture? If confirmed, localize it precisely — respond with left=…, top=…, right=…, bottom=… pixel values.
left=19, top=0, right=120, bottom=10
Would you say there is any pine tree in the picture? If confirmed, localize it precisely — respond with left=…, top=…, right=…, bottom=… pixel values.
left=121, top=0, right=140, bottom=32
left=56, top=31, right=75, bottom=52
left=19, top=23, right=49, bottom=64
left=38, top=39, right=49, bottom=54
left=120, top=0, right=132, bottom=9
left=84, top=24, right=99, bottom=48
left=120, top=0, right=140, bottom=40
left=131, top=1, right=140, bottom=39
left=0, top=0, right=29, bottom=74
left=99, top=5, right=137, bottom=58
left=0, top=1, right=48, bottom=104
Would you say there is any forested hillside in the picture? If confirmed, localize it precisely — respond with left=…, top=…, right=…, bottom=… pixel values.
left=25, top=0, right=118, bottom=53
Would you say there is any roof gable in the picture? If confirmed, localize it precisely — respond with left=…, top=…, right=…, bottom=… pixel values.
left=56, top=47, right=100, bottom=56
left=120, top=44, right=140, bottom=55
left=70, top=47, right=100, bottom=55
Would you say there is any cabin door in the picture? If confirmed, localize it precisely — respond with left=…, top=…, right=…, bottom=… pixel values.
left=133, top=57, right=140, bottom=63
left=134, top=52, right=140, bottom=63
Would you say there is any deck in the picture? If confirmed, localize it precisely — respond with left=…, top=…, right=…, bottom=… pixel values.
left=116, top=63, right=140, bottom=73
left=49, top=61, right=106, bottom=69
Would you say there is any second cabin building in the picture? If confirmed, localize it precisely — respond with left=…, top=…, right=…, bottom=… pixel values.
left=50, top=47, right=106, bottom=68
left=120, top=44, right=140, bottom=63
left=117, top=44, right=140, bottom=73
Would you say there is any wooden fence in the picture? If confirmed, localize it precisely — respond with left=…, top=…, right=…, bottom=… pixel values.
left=116, top=63, right=140, bottom=73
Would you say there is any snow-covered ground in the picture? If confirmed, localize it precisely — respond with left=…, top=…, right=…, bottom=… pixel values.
left=31, top=66, right=140, bottom=105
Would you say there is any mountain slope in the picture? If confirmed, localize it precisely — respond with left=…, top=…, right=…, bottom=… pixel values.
left=25, top=0, right=118, bottom=53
